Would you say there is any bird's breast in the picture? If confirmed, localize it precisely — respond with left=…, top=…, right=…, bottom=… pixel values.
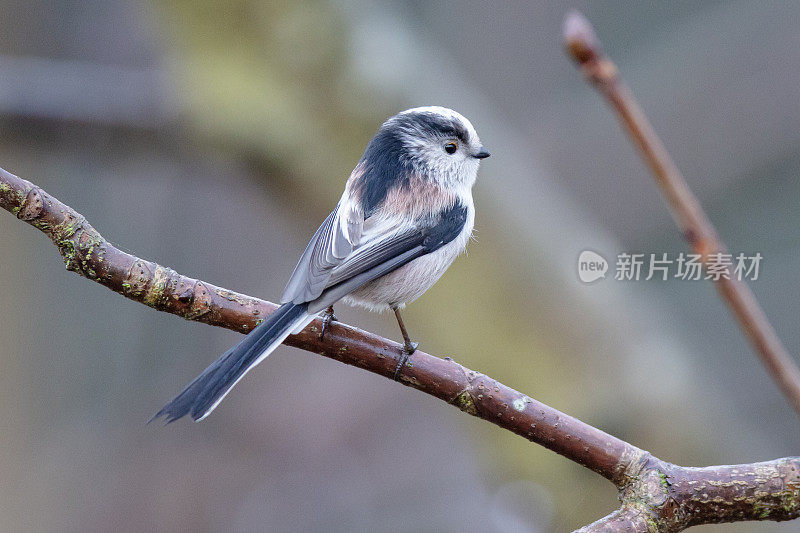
left=377, top=175, right=458, bottom=219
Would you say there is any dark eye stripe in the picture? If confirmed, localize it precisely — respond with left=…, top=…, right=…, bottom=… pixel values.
left=401, top=112, right=470, bottom=144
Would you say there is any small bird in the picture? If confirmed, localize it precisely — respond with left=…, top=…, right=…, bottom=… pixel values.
left=153, top=107, right=489, bottom=422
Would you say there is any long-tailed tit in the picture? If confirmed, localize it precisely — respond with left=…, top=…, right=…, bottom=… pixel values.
left=153, top=106, right=489, bottom=422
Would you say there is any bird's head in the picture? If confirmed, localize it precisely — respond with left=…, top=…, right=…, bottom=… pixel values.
left=363, top=106, right=489, bottom=189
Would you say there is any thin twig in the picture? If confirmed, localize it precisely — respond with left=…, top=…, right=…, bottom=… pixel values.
left=563, top=9, right=800, bottom=418
left=1, top=166, right=799, bottom=531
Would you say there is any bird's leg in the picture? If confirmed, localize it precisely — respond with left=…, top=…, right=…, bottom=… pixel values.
left=392, top=306, right=418, bottom=380
left=319, top=305, right=337, bottom=340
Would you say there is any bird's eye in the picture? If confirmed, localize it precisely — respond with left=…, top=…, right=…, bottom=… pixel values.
left=444, top=142, right=458, bottom=154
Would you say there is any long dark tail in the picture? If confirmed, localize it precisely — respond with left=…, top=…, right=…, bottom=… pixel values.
left=151, top=302, right=310, bottom=423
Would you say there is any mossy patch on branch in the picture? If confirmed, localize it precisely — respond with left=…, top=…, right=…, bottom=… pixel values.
left=452, top=389, right=478, bottom=415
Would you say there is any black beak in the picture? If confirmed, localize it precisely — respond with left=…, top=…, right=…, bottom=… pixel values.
left=472, top=147, right=491, bottom=159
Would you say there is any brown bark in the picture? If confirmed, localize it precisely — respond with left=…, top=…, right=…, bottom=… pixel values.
left=2, top=165, right=799, bottom=531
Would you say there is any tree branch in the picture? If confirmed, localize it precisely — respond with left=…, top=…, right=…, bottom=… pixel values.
left=577, top=457, right=800, bottom=531
left=1, top=162, right=798, bottom=529
left=563, top=9, right=800, bottom=418
left=0, top=165, right=642, bottom=482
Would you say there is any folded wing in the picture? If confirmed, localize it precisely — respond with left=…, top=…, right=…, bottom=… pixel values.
left=281, top=197, right=468, bottom=313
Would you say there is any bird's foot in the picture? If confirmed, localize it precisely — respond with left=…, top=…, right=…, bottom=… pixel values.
left=393, top=341, right=419, bottom=381
left=319, top=306, right=338, bottom=340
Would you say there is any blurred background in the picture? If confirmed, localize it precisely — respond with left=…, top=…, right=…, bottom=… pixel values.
left=0, top=1, right=798, bottom=531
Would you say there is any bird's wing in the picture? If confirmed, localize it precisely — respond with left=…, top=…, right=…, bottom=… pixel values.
left=280, top=191, right=364, bottom=305
left=281, top=194, right=468, bottom=312
left=308, top=203, right=469, bottom=313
